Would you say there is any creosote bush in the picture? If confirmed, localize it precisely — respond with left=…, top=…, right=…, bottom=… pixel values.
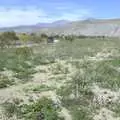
left=3, top=97, right=64, bottom=120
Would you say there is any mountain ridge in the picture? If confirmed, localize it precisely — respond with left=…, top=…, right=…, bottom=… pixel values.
left=0, top=20, right=70, bottom=32
left=1, top=18, right=120, bottom=36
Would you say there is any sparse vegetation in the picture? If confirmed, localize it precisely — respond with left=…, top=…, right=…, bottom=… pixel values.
left=24, top=85, right=55, bottom=93
left=2, top=97, right=64, bottom=120
left=0, top=34, right=120, bottom=120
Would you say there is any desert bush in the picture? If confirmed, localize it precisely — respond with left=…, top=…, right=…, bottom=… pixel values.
left=0, top=48, right=35, bottom=82
left=12, top=98, right=24, bottom=105
left=0, top=31, right=19, bottom=48
left=15, top=70, right=36, bottom=82
left=0, top=51, right=14, bottom=71
left=56, top=60, right=96, bottom=120
left=15, top=47, right=33, bottom=59
left=92, top=61, right=120, bottom=90
left=3, top=97, right=64, bottom=120
left=6, top=59, right=36, bottom=81
left=21, top=97, right=62, bottom=120
left=71, top=106, right=93, bottom=120
left=2, top=102, right=21, bottom=118
left=50, top=62, right=69, bottom=75
left=109, top=103, right=120, bottom=117
left=33, top=54, right=55, bottom=65
left=0, top=74, right=14, bottom=88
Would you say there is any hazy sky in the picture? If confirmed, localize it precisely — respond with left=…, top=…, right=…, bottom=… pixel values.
left=0, top=0, right=119, bottom=27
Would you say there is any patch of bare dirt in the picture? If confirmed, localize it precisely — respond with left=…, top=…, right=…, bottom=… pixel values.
left=94, top=108, right=120, bottom=120
left=92, top=84, right=120, bottom=105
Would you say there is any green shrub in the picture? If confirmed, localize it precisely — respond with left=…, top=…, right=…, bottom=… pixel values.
left=0, top=75, right=14, bottom=88
left=71, top=106, right=93, bottom=120
left=50, top=63, right=69, bottom=75
left=110, top=104, right=120, bottom=117
left=92, top=62, right=120, bottom=90
left=14, top=69, right=36, bottom=81
left=3, top=102, right=21, bottom=118
left=21, top=98, right=59, bottom=120
left=15, top=47, right=33, bottom=59
left=33, top=54, right=55, bottom=65
left=3, top=98, right=64, bottom=120
left=0, top=49, right=35, bottom=82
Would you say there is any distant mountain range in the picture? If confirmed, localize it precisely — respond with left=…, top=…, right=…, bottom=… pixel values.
left=38, top=18, right=120, bottom=37
left=1, top=18, right=120, bottom=36
left=0, top=20, right=70, bottom=33
left=36, top=20, right=70, bottom=27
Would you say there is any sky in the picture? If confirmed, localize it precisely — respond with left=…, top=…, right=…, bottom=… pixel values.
left=0, top=0, right=119, bottom=27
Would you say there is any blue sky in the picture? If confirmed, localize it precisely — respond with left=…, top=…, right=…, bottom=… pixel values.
left=0, top=0, right=119, bottom=27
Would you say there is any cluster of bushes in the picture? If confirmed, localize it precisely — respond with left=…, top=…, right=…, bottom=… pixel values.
left=0, top=31, right=107, bottom=49
left=0, top=31, right=49, bottom=49
left=3, top=97, right=64, bottom=120
left=0, top=31, right=19, bottom=48
left=7, top=56, right=36, bottom=81
left=52, top=34, right=106, bottom=41
left=56, top=58, right=120, bottom=119
left=0, top=47, right=36, bottom=82
left=19, top=33, right=48, bottom=44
